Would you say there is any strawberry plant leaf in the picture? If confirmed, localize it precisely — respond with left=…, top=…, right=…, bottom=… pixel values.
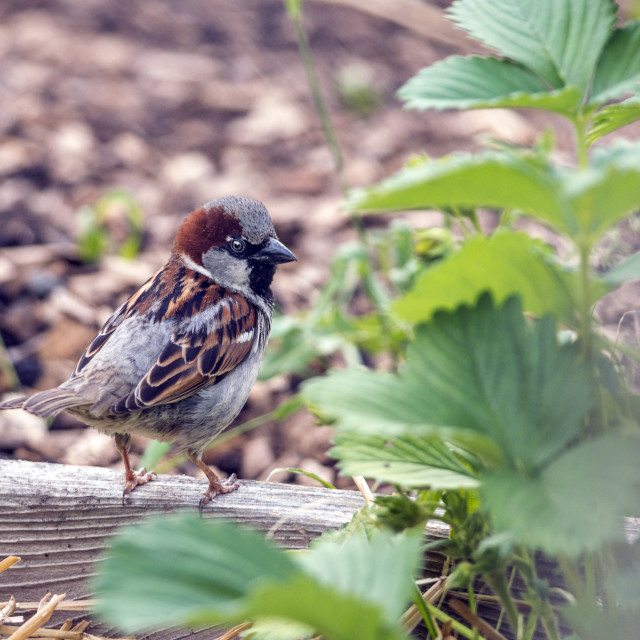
left=566, top=140, right=640, bottom=240
left=587, top=97, right=640, bottom=145
left=591, top=21, right=640, bottom=104
left=447, top=0, right=616, bottom=93
left=602, top=250, right=640, bottom=286
left=331, top=432, right=480, bottom=489
left=398, top=56, right=581, bottom=114
left=94, top=516, right=417, bottom=640
left=481, top=434, right=640, bottom=556
left=92, top=515, right=300, bottom=632
left=347, top=151, right=576, bottom=236
left=305, top=295, right=595, bottom=472
left=295, top=530, right=422, bottom=624
left=245, top=574, right=407, bottom=640
left=562, top=602, right=640, bottom=640
left=393, top=232, right=580, bottom=328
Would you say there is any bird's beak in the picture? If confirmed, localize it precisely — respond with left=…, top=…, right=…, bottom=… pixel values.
left=254, top=237, right=297, bottom=264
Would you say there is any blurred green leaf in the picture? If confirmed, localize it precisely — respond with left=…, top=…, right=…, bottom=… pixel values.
left=246, top=574, right=407, bottom=640
left=561, top=603, right=640, bottom=640
left=393, top=231, right=579, bottom=328
left=566, top=140, right=640, bottom=240
left=305, top=295, right=595, bottom=472
left=246, top=618, right=313, bottom=640
left=77, top=189, right=144, bottom=263
left=482, top=434, right=640, bottom=556
left=602, top=250, right=640, bottom=286
left=331, top=433, right=480, bottom=489
left=447, top=0, right=616, bottom=93
left=93, top=515, right=299, bottom=632
left=587, top=97, right=640, bottom=145
left=399, top=56, right=581, bottom=114
left=295, top=530, right=422, bottom=625
left=94, top=516, right=417, bottom=640
left=590, top=21, right=640, bottom=103
left=139, top=440, right=171, bottom=471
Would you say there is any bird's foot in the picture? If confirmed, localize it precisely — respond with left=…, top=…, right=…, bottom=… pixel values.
left=198, top=473, right=242, bottom=511
left=122, top=467, right=158, bottom=504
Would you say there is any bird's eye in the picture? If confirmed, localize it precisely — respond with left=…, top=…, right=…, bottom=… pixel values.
left=229, top=238, right=246, bottom=253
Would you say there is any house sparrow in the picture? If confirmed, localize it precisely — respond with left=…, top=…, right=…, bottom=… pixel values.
left=0, top=196, right=296, bottom=508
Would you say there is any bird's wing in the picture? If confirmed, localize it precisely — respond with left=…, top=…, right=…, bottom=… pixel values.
left=109, top=290, right=257, bottom=413
left=73, top=300, right=129, bottom=376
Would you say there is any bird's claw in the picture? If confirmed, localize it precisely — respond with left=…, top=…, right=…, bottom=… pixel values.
left=122, top=467, right=158, bottom=504
left=198, top=473, right=242, bottom=512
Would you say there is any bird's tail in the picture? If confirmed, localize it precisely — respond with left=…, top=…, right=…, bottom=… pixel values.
left=0, top=389, right=84, bottom=418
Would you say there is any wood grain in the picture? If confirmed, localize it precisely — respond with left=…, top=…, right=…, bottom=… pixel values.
left=0, top=459, right=378, bottom=638
left=2, top=459, right=638, bottom=640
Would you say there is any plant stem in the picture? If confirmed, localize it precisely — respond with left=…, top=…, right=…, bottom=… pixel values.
left=468, top=582, right=479, bottom=640
left=573, top=113, right=590, bottom=170
left=577, top=238, right=594, bottom=361
left=485, top=571, right=520, bottom=636
left=411, top=582, right=439, bottom=638
left=426, top=601, right=489, bottom=640
left=538, top=598, right=561, bottom=640
left=558, top=556, right=587, bottom=603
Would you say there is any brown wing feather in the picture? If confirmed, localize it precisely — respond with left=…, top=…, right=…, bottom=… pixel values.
left=111, top=293, right=257, bottom=413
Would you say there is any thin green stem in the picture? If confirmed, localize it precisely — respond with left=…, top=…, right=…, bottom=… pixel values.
left=485, top=571, right=520, bottom=635
left=558, top=556, right=588, bottom=603
left=538, top=599, right=561, bottom=640
left=451, top=205, right=473, bottom=237
left=517, top=548, right=560, bottom=640
left=584, top=552, right=597, bottom=605
left=577, top=239, right=594, bottom=361
left=426, top=600, right=489, bottom=640
left=468, top=582, right=479, bottom=640
left=411, top=582, right=438, bottom=638
left=573, top=113, right=590, bottom=170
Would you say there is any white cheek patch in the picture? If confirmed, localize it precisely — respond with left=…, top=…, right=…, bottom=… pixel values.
left=181, top=253, right=215, bottom=280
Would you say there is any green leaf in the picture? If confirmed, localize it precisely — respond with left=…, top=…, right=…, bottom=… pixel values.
left=566, top=140, right=640, bottom=240
left=393, top=232, right=578, bottom=328
left=305, top=294, right=595, bottom=472
left=331, top=433, right=480, bottom=489
left=587, top=97, right=640, bottom=145
left=481, top=435, right=640, bottom=556
left=246, top=574, right=406, bottom=640
left=347, top=151, right=576, bottom=236
left=591, top=21, right=640, bottom=103
left=93, top=516, right=299, bottom=632
left=399, top=56, right=581, bottom=114
left=296, top=530, right=422, bottom=624
left=94, top=516, right=417, bottom=640
left=246, top=618, right=314, bottom=640
left=562, top=602, right=640, bottom=640
left=447, top=0, right=616, bottom=92
left=602, top=250, right=640, bottom=286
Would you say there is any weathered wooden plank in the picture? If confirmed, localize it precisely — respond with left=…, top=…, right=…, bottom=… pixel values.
left=0, top=459, right=377, bottom=638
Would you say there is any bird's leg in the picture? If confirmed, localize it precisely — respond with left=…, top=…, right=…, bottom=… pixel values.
left=115, top=432, right=157, bottom=503
left=187, top=450, right=242, bottom=511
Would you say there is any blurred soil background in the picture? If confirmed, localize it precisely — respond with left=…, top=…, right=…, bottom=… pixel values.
left=1, top=0, right=639, bottom=492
